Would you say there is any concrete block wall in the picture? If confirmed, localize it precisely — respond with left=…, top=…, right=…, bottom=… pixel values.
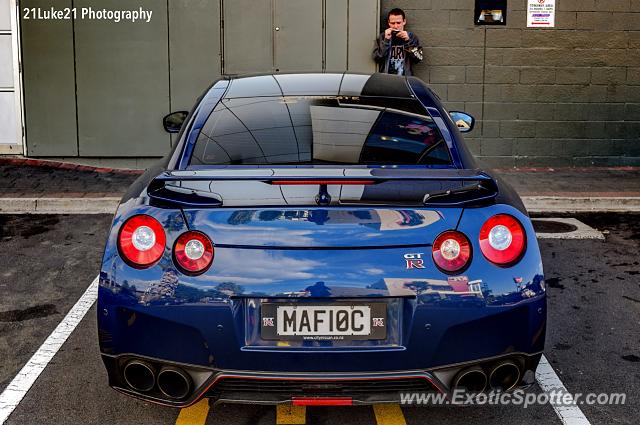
left=382, top=0, right=640, bottom=167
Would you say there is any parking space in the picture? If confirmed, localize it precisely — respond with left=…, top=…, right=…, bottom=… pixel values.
left=540, top=213, right=640, bottom=424
left=0, top=214, right=113, bottom=393
left=1, top=213, right=638, bottom=424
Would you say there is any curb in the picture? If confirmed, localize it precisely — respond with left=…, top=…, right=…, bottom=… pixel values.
left=0, top=157, right=144, bottom=175
left=493, top=166, right=640, bottom=172
left=0, top=197, right=121, bottom=214
left=1, top=196, right=640, bottom=215
left=523, top=196, right=640, bottom=213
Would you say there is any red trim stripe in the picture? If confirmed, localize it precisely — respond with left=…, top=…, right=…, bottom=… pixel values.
left=270, top=180, right=375, bottom=185
left=292, top=397, right=353, bottom=406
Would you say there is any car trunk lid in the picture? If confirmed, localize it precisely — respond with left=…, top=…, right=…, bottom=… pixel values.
left=148, top=167, right=495, bottom=298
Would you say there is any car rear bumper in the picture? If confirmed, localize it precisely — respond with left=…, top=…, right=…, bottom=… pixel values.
left=98, top=287, right=546, bottom=369
left=101, top=352, right=542, bottom=407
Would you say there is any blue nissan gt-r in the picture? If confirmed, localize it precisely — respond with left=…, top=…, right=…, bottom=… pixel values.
left=98, top=73, right=546, bottom=407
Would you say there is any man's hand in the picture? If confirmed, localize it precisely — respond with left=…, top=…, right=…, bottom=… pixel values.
left=397, top=30, right=409, bottom=41
left=384, top=28, right=393, bottom=40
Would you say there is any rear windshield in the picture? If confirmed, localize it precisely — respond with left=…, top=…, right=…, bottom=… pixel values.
left=189, top=96, right=452, bottom=166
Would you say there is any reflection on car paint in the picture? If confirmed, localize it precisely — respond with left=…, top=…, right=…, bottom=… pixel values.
left=97, top=73, right=546, bottom=407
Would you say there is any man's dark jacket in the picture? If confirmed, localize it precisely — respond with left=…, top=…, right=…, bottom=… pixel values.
left=372, top=31, right=423, bottom=76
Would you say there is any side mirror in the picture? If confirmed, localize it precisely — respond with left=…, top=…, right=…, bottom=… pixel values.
left=449, top=111, right=475, bottom=133
left=163, top=111, right=189, bottom=133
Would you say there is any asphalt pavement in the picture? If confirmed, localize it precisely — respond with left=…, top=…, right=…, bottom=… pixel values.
left=0, top=213, right=638, bottom=424
left=1, top=157, right=639, bottom=424
left=0, top=214, right=113, bottom=394
left=541, top=213, right=640, bottom=424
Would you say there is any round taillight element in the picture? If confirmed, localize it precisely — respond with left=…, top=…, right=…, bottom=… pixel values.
left=432, top=230, right=472, bottom=273
left=173, top=231, right=214, bottom=275
left=479, top=214, right=526, bottom=265
left=118, top=215, right=166, bottom=268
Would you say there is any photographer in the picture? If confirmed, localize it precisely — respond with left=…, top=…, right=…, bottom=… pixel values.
left=373, top=8, right=423, bottom=76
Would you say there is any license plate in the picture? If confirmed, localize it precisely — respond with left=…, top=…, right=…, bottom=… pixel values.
left=261, top=303, right=387, bottom=341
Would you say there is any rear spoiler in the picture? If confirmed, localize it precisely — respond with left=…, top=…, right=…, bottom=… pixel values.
left=146, top=169, right=498, bottom=208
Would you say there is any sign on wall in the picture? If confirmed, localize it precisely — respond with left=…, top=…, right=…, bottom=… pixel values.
left=527, top=0, right=555, bottom=28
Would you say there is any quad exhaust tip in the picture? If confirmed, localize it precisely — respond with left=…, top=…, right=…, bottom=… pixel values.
left=157, top=366, right=192, bottom=400
left=123, top=360, right=156, bottom=392
left=489, top=360, right=521, bottom=391
left=452, top=366, right=487, bottom=393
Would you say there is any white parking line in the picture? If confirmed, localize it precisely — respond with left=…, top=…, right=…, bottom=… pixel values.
left=0, top=276, right=99, bottom=424
left=534, top=218, right=605, bottom=240
left=536, top=355, right=592, bottom=425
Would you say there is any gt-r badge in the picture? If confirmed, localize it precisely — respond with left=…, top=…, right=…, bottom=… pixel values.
left=404, top=253, right=426, bottom=269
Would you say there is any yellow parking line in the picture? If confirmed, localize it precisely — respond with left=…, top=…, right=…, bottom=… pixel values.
left=276, top=403, right=306, bottom=424
left=373, top=403, right=407, bottom=425
left=175, top=398, right=210, bottom=425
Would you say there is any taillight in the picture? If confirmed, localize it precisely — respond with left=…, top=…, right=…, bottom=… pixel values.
left=479, top=214, right=526, bottom=265
left=118, top=215, right=166, bottom=268
left=432, top=230, right=472, bottom=273
left=173, top=231, right=214, bottom=275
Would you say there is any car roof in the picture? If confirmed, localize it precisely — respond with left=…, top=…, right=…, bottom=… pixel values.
left=224, top=72, right=415, bottom=99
